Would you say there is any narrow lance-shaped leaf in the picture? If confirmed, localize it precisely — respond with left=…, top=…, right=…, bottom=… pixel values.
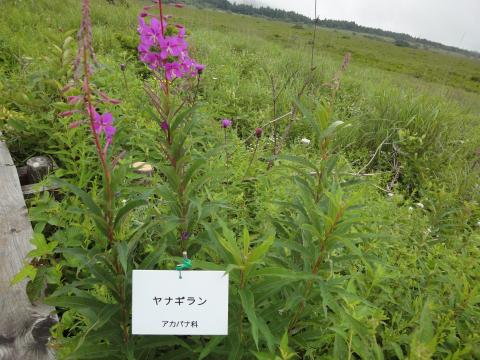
left=114, top=198, right=147, bottom=230
left=239, top=288, right=259, bottom=349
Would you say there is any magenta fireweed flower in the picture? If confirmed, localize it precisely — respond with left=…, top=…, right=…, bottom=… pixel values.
left=137, top=10, right=204, bottom=80
left=221, top=119, right=232, bottom=128
left=86, top=105, right=116, bottom=148
left=94, top=112, right=116, bottom=146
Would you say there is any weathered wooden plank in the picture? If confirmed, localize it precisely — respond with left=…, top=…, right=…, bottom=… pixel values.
left=0, top=139, right=56, bottom=360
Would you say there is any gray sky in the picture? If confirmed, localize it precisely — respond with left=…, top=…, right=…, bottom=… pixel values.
left=253, top=0, right=480, bottom=52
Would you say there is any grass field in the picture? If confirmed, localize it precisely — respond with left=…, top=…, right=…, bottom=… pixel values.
left=1, top=0, right=480, bottom=359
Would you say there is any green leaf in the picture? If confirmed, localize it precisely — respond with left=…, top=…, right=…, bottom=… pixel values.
left=199, top=336, right=225, bottom=360
left=279, top=330, right=289, bottom=354
left=239, top=288, right=259, bottom=349
left=252, top=352, right=276, bottom=360
left=257, top=315, right=276, bottom=353
left=116, top=241, right=128, bottom=274
left=184, top=158, right=206, bottom=187
left=318, top=120, right=344, bottom=143
left=46, top=294, right=107, bottom=323
left=28, top=233, right=58, bottom=258
left=251, top=267, right=320, bottom=281
left=26, top=266, right=48, bottom=302
left=170, top=105, right=197, bottom=131
left=53, top=178, right=102, bottom=217
left=242, top=227, right=251, bottom=259
left=64, top=343, right=121, bottom=360
left=127, top=220, right=155, bottom=258
left=11, top=264, right=37, bottom=285
left=248, top=232, right=274, bottom=265
left=135, top=336, right=190, bottom=351
left=276, top=155, right=319, bottom=174
left=53, top=178, right=109, bottom=236
left=85, top=261, right=120, bottom=300
left=114, top=198, right=147, bottom=230
left=218, top=234, right=243, bottom=266
left=410, top=301, right=437, bottom=359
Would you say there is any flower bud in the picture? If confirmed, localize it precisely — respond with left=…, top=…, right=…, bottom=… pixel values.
left=221, top=119, right=232, bottom=128
left=160, top=120, right=169, bottom=132
left=255, top=127, right=263, bottom=138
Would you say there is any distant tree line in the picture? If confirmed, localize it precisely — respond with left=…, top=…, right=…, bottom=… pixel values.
left=164, top=0, right=311, bottom=23
left=161, top=0, right=480, bottom=58
left=316, top=19, right=480, bottom=58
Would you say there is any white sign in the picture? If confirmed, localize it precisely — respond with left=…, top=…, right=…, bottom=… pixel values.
left=132, top=270, right=229, bottom=335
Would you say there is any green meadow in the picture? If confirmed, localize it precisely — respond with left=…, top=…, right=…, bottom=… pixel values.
left=1, top=0, right=480, bottom=358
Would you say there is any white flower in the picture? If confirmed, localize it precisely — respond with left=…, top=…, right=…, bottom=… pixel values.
left=300, top=138, right=311, bottom=145
left=408, top=206, right=414, bottom=212
left=476, top=221, right=480, bottom=227
left=387, top=192, right=394, bottom=197
left=122, top=199, right=127, bottom=205
left=416, top=202, right=424, bottom=209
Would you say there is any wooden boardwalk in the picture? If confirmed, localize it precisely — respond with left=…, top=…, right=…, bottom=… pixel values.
left=0, top=139, right=55, bottom=360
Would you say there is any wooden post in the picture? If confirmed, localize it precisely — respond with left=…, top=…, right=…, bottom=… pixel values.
left=0, top=140, right=56, bottom=359
left=26, top=156, right=54, bottom=184
left=132, top=162, right=154, bottom=185
left=132, top=161, right=154, bottom=177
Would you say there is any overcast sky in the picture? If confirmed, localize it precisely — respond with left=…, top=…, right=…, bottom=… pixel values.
left=253, top=0, right=480, bottom=52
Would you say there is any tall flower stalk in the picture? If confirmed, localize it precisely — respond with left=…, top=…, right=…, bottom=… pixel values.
left=64, top=0, right=121, bottom=247
left=61, top=0, right=131, bottom=344
left=138, top=0, right=204, bottom=253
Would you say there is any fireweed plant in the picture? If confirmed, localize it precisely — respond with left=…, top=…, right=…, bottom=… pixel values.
left=13, top=1, right=384, bottom=359
left=137, top=0, right=208, bottom=255
left=13, top=0, right=155, bottom=357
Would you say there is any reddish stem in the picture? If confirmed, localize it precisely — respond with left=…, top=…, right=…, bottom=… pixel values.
left=82, top=37, right=114, bottom=247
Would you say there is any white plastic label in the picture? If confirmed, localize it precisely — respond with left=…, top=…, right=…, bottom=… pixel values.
left=132, top=270, right=229, bottom=335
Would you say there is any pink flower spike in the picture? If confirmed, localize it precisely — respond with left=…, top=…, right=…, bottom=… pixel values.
left=140, top=12, right=148, bottom=18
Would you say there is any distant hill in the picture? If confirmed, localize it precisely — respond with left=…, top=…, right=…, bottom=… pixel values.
left=167, top=0, right=480, bottom=59
left=316, top=19, right=480, bottom=59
